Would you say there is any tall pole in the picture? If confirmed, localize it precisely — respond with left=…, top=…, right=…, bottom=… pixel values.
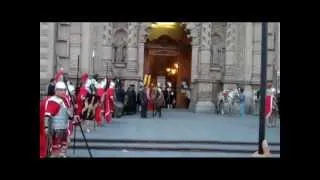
left=258, top=22, right=268, bottom=154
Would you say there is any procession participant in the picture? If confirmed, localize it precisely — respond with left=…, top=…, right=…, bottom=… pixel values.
left=44, top=81, right=75, bottom=158
left=154, top=82, right=165, bottom=118
left=95, top=77, right=106, bottom=127
left=76, top=73, right=90, bottom=131
left=40, top=95, right=52, bottom=158
left=137, top=84, right=148, bottom=118
left=102, top=81, right=115, bottom=124
left=265, top=83, right=275, bottom=127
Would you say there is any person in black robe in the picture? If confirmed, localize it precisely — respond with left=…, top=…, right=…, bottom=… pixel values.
left=114, top=78, right=125, bottom=118
left=125, top=85, right=137, bottom=115
left=138, top=85, right=148, bottom=118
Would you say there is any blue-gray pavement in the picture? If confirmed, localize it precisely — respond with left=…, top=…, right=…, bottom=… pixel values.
left=67, top=149, right=280, bottom=158
left=68, top=109, right=280, bottom=157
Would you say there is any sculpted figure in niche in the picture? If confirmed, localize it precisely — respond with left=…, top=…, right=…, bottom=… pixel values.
left=211, top=34, right=221, bottom=65
left=113, top=36, right=127, bottom=62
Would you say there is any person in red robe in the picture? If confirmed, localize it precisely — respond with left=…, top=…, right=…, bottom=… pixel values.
left=94, top=78, right=105, bottom=127
left=40, top=96, right=51, bottom=159
left=102, top=81, right=115, bottom=124
left=265, top=83, right=276, bottom=127
left=44, top=81, right=76, bottom=158
left=76, top=73, right=90, bottom=132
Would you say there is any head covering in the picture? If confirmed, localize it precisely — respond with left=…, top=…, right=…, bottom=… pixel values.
left=81, top=73, right=89, bottom=83
left=55, top=81, right=66, bottom=90
left=54, top=68, right=64, bottom=82
left=109, top=81, right=115, bottom=88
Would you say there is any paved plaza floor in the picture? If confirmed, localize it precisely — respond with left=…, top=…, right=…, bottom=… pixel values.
left=67, top=109, right=280, bottom=158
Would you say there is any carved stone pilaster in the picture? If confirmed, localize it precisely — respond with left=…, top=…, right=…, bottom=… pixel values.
left=127, top=22, right=138, bottom=48
left=224, top=23, right=237, bottom=83
left=127, top=22, right=139, bottom=72
left=200, top=23, right=212, bottom=50
left=102, top=23, right=113, bottom=47
left=211, top=22, right=226, bottom=67
left=199, top=23, right=212, bottom=79
left=137, top=43, right=145, bottom=79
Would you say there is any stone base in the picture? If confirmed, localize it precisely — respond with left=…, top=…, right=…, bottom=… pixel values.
left=192, top=101, right=215, bottom=113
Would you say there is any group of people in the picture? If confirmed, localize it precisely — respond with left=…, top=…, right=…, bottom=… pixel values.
left=217, top=83, right=280, bottom=128
left=40, top=69, right=116, bottom=158
left=40, top=69, right=180, bottom=158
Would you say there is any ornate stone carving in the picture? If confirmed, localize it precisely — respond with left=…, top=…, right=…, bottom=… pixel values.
left=113, top=22, right=128, bottom=30
left=226, top=23, right=237, bottom=51
left=102, top=23, right=113, bottom=46
left=112, top=29, right=127, bottom=62
left=184, top=22, right=201, bottom=46
left=138, top=22, right=152, bottom=44
left=200, top=23, right=212, bottom=49
left=127, top=22, right=138, bottom=47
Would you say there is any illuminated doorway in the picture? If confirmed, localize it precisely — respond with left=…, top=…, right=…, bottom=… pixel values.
left=144, top=22, right=191, bottom=108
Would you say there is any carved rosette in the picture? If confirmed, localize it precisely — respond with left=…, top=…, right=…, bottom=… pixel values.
left=127, top=22, right=138, bottom=48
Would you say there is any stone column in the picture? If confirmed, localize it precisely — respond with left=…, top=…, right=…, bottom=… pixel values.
left=251, top=23, right=261, bottom=84
left=81, top=23, right=91, bottom=74
left=101, top=23, right=113, bottom=77
left=138, top=43, right=145, bottom=79
left=243, top=23, right=254, bottom=114
left=224, top=23, right=238, bottom=89
left=276, top=23, right=280, bottom=71
left=40, top=22, right=56, bottom=95
left=127, top=23, right=139, bottom=73
left=193, top=23, right=215, bottom=113
left=47, top=23, right=56, bottom=78
left=244, top=23, right=253, bottom=82
left=185, top=23, right=200, bottom=111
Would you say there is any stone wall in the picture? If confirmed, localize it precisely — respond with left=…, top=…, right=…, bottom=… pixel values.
left=40, top=22, right=280, bottom=115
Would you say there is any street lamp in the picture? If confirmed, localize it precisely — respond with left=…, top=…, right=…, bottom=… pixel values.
left=258, top=22, right=268, bottom=155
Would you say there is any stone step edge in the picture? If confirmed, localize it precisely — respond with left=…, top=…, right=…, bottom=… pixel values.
left=69, top=145, right=280, bottom=154
left=70, top=138, right=280, bottom=146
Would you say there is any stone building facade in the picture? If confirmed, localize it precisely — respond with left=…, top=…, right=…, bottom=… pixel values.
left=40, top=22, right=280, bottom=113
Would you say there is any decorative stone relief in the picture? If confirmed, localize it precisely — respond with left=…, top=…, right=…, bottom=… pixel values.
left=184, top=22, right=201, bottom=46
left=113, top=22, right=128, bottom=30
left=211, top=22, right=226, bottom=66
left=102, top=23, right=113, bottom=46
left=138, top=22, right=152, bottom=44
left=226, top=23, right=237, bottom=51
left=127, top=22, right=138, bottom=47
left=200, top=23, right=212, bottom=49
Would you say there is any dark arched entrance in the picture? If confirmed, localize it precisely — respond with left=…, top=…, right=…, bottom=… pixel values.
left=144, top=23, right=191, bottom=108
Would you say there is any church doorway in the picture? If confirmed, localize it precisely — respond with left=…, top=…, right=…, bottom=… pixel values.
left=143, top=22, right=191, bottom=109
